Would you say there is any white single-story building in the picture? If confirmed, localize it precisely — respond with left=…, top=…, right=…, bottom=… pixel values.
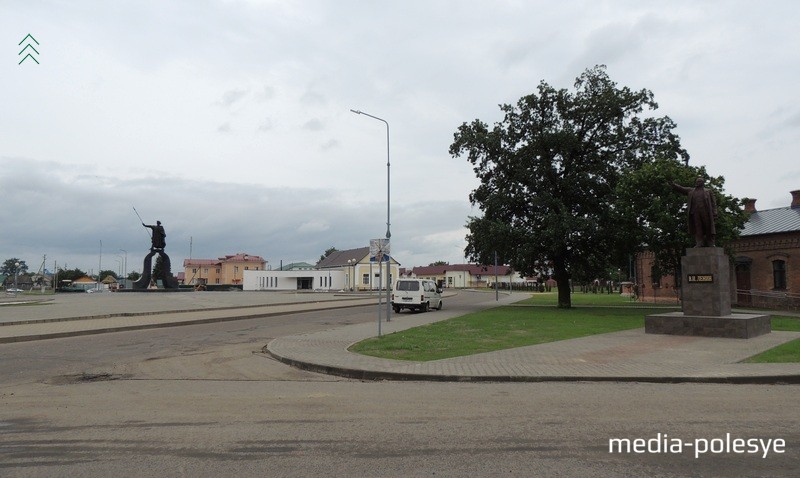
left=243, top=269, right=345, bottom=291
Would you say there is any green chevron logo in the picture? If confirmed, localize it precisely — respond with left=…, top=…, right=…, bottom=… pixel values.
left=18, top=34, right=39, bottom=65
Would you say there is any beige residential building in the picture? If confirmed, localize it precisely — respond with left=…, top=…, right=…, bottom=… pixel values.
left=183, top=253, right=267, bottom=285
left=316, top=246, right=400, bottom=291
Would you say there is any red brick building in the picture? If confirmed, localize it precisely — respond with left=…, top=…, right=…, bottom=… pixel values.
left=636, top=189, right=800, bottom=309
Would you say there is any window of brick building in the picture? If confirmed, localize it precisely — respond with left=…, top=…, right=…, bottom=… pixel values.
left=772, top=260, right=787, bottom=290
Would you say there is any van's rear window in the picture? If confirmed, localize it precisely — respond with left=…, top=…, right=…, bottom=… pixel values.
left=396, top=281, right=420, bottom=291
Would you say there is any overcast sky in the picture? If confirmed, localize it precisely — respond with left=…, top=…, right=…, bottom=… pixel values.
left=2, top=0, right=799, bottom=275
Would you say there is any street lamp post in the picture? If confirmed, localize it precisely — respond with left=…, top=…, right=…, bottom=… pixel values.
left=351, top=109, right=392, bottom=326
left=347, top=259, right=357, bottom=292
left=120, top=249, right=127, bottom=284
left=347, top=259, right=351, bottom=291
left=14, top=261, right=20, bottom=297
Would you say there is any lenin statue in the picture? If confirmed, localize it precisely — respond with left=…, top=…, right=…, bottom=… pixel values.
left=671, top=178, right=718, bottom=247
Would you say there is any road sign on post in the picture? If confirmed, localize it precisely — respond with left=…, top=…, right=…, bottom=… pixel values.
left=370, top=238, right=390, bottom=261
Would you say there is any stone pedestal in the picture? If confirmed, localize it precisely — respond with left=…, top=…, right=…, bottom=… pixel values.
left=645, top=247, right=770, bottom=339
left=680, top=247, right=730, bottom=316
left=645, top=312, right=771, bottom=339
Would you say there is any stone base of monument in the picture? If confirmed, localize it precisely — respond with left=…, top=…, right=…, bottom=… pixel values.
left=645, top=312, right=771, bottom=339
left=645, top=247, right=771, bottom=339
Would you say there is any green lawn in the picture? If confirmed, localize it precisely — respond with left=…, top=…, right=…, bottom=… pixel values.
left=518, top=291, right=678, bottom=307
left=349, top=302, right=673, bottom=361
left=350, top=292, right=800, bottom=363
left=744, top=315, right=800, bottom=363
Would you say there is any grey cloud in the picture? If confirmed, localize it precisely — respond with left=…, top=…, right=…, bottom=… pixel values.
left=260, top=86, right=276, bottom=101
left=258, top=118, right=274, bottom=132
left=219, top=88, right=249, bottom=107
left=303, top=118, right=324, bottom=131
left=320, top=139, right=339, bottom=150
left=301, top=89, right=326, bottom=105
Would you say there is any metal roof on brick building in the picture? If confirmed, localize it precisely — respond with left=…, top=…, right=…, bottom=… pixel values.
left=740, top=206, right=800, bottom=236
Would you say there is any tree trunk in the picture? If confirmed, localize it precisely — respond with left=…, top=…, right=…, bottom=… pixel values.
left=553, top=256, right=571, bottom=308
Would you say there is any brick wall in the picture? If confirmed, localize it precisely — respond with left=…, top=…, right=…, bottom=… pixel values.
left=734, top=231, right=800, bottom=293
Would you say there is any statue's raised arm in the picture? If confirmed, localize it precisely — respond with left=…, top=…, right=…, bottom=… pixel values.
left=671, top=178, right=717, bottom=247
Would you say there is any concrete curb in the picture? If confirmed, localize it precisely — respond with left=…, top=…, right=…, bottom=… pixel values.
left=263, top=345, right=800, bottom=385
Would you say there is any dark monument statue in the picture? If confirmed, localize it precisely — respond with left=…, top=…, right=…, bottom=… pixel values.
left=143, top=220, right=166, bottom=250
left=644, top=178, right=770, bottom=338
left=670, top=177, right=717, bottom=247
left=133, top=219, right=179, bottom=290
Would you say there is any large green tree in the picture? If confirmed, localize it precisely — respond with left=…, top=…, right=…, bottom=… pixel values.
left=450, top=66, right=688, bottom=308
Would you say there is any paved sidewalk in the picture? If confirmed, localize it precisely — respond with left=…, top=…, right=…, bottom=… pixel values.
left=2, top=291, right=799, bottom=383
left=266, top=293, right=800, bottom=384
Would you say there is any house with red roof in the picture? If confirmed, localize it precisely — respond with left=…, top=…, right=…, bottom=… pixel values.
left=400, top=263, right=522, bottom=288
left=183, top=253, right=266, bottom=285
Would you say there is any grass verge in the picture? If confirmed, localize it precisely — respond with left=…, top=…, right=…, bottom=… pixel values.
left=744, top=316, right=800, bottom=363
left=518, top=291, right=682, bottom=307
left=349, top=303, right=673, bottom=362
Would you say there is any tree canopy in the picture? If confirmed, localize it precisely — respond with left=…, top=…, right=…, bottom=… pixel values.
left=320, top=247, right=338, bottom=263
left=614, top=159, right=747, bottom=281
left=57, top=268, right=88, bottom=284
left=1, top=258, right=28, bottom=276
left=98, top=270, right=119, bottom=282
left=450, top=66, right=693, bottom=308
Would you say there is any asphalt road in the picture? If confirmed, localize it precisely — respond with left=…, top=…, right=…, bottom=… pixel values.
left=0, top=292, right=797, bottom=477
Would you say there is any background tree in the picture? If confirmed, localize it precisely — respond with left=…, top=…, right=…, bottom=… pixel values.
left=429, top=261, right=449, bottom=266
left=98, top=270, right=118, bottom=282
left=56, top=268, right=88, bottom=285
left=319, top=247, right=338, bottom=263
left=614, top=158, right=747, bottom=283
left=450, top=65, right=688, bottom=308
left=152, top=255, right=165, bottom=281
left=1, top=258, right=28, bottom=276
left=127, top=271, right=141, bottom=281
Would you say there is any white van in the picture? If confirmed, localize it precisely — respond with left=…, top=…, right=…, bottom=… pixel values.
left=391, top=279, right=443, bottom=313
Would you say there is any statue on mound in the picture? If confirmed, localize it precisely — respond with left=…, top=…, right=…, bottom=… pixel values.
left=133, top=219, right=179, bottom=289
left=671, top=177, right=718, bottom=247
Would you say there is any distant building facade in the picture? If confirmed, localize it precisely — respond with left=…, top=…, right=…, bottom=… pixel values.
left=242, top=246, right=400, bottom=292
left=243, top=269, right=344, bottom=291
left=400, top=264, right=521, bottom=288
left=316, top=246, right=400, bottom=291
left=277, top=262, right=316, bottom=271
left=183, top=253, right=266, bottom=285
left=733, top=191, right=800, bottom=307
